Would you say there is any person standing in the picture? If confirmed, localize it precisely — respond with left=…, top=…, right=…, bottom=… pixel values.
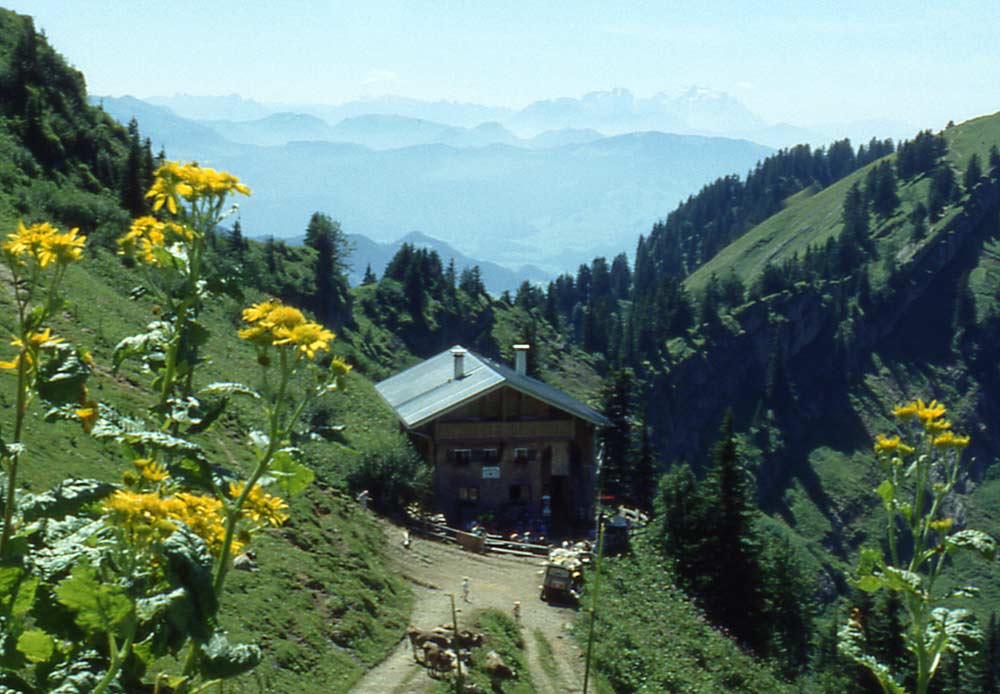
left=462, top=576, right=470, bottom=602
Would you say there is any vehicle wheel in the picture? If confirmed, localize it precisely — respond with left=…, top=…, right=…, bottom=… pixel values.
left=540, top=588, right=548, bottom=601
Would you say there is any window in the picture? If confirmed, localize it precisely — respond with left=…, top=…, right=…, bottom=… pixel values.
left=514, top=447, right=537, bottom=463
left=509, top=484, right=531, bottom=501
left=479, top=448, right=500, bottom=463
left=449, top=449, right=472, bottom=464
left=458, top=486, right=479, bottom=502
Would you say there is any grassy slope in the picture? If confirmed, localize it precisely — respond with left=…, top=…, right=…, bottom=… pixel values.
left=577, top=542, right=791, bottom=694
left=0, top=224, right=411, bottom=690
left=680, top=112, right=1000, bottom=619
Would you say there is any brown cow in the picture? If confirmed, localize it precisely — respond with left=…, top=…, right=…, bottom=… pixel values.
left=406, top=626, right=449, bottom=660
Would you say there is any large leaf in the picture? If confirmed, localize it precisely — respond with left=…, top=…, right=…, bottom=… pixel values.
left=112, top=321, right=169, bottom=372
left=119, top=430, right=207, bottom=463
left=199, top=382, right=260, bottom=399
left=945, top=529, right=997, bottom=560
left=17, top=628, right=55, bottom=663
left=268, top=449, right=314, bottom=497
left=55, top=563, right=132, bottom=635
left=161, top=526, right=217, bottom=642
left=46, top=650, right=118, bottom=694
left=36, top=344, right=91, bottom=405
left=198, top=632, right=262, bottom=679
left=18, top=478, right=115, bottom=522
left=31, top=517, right=111, bottom=579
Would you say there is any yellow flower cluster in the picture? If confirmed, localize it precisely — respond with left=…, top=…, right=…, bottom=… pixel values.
left=873, top=433, right=915, bottom=456
left=0, top=328, right=64, bottom=371
left=239, top=300, right=334, bottom=358
left=228, top=482, right=289, bottom=527
left=146, top=161, right=251, bottom=214
left=882, top=399, right=970, bottom=454
left=102, top=488, right=238, bottom=556
left=117, top=215, right=195, bottom=265
left=2, top=221, right=85, bottom=268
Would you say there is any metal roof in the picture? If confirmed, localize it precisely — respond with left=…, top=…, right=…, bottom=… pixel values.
left=375, top=345, right=612, bottom=429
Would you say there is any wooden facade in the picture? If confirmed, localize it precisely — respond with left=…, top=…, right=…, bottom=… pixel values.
left=408, top=386, right=598, bottom=535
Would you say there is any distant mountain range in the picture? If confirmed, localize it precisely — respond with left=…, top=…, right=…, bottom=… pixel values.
left=142, top=87, right=916, bottom=148
left=94, top=95, right=774, bottom=273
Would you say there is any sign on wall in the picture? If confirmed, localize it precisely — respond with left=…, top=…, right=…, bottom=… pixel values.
left=482, top=466, right=501, bottom=479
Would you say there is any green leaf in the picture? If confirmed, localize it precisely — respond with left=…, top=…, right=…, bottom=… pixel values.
left=198, top=632, right=262, bottom=679
left=162, top=526, right=217, bottom=642
left=120, top=430, right=206, bottom=462
left=945, top=529, right=997, bottom=560
left=269, top=449, right=314, bottom=497
left=12, top=575, right=38, bottom=618
left=883, top=566, right=924, bottom=596
left=36, top=344, right=91, bottom=405
left=199, top=382, right=260, bottom=399
left=875, top=480, right=894, bottom=510
left=17, top=628, right=55, bottom=663
left=112, top=321, right=169, bottom=372
left=856, top=575, right=885, bottom=593
left=136, top=588, right=185, bottom=623
left=18, top=478, right=115, bottom=522
left=55, top=564, right=132, bottom=635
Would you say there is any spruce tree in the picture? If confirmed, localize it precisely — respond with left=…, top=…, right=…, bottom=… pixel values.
left=362, top=263, right=377, bottom=285
left=597, top=369, right=635, bottom=504
left=964, top=153, right=983, bottom=191
left=699, top=410, right=765, bottom=652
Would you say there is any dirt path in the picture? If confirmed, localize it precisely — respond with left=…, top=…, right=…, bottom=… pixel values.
left=351, top=528, right=586, bottom=693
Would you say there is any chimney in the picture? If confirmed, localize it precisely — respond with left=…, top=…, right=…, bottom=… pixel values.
left=451, top=347, right=467, bottom=379
left=513, top=344, right=530, bottom=376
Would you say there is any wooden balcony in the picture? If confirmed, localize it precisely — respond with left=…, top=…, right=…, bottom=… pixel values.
left=436, top=418, right=574, bottom=442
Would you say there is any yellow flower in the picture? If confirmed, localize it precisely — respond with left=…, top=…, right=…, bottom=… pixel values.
left=874, top=434, right=901, bottom=453
left=929, top=518, right=954, bottom=532
left=142, top=461, right=170, bottom=483
left=118, top=216, right=194, bottom=265
left=241, top=300, right=281, bottom=324
left=933, top=432, right=970, bottom=450
left=915, top=399, right=947, bottom=425
left=38, top=227, right=85, bottom=267
left=925, top=419, right=952, bottom=433
left=146, top=161, right=250, bottom=214
left=893, top=402, right=919, bottom=421
left=76, top=404, right=99, bottom=433
left=2, top=220, right=54, bottom=264
left=263, top=306, right=307, bottom=332
left=274, top=322, right=334, bottom=358
left=26, top=328, right=63, bottom=347
left=329, top=357, right=352, bottom=378
left=229, top=482, right=289, bottom=527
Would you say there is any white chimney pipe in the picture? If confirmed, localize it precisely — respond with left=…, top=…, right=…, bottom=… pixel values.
left=452, top=347, right=467, bottom=379
left=513, top=344, right=529, bottom=376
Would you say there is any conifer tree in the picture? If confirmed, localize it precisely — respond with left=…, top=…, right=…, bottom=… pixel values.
left=964, top=153, right=983, bottom=191
left=597, top=369, right=635, bottom=504
left=362, top=263, right=377, bottom=285
left=120, top=118, right=147, bottom=217
left=699, top=410, right=765, bottom=652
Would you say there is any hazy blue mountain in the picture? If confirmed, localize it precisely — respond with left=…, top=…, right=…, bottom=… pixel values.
left=91, top=95, right=239, bottom=155
left=346, top=231, right=551, bottom=294
left=145, top=93, right=273, bottom=121
left=324, top=114, right=520, bottom=150
left=526, top=128, right=606, bottom=148
left=197, top=112, right=337, bottom=146
left=286, top=96, right=514, bottom=129
left=102, top=98, right=773, bottom=273
left=215, top=132, right=772, bottom=272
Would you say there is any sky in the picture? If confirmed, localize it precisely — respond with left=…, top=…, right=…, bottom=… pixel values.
left=5, top=0, right=1000, bottom=129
